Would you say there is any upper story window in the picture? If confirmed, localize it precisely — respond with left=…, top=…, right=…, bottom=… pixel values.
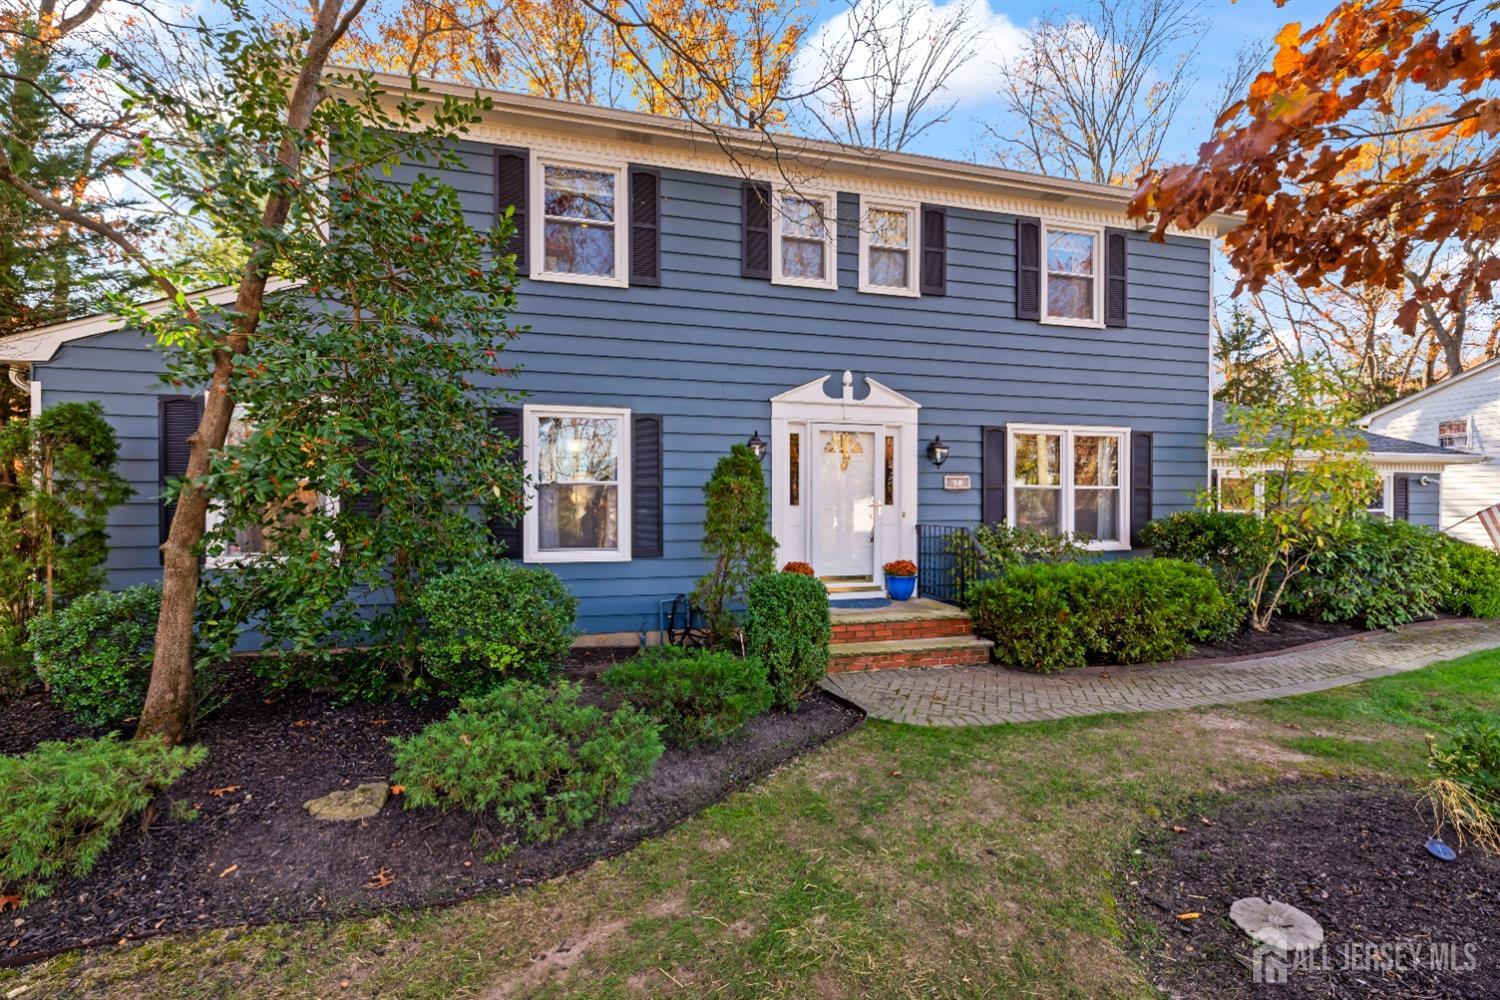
left=1439, top=418, right=1473, bottom=451
left=773, top=191, right=836, bottom=290
left=1041, top=223, right=1103, bottom=328
left=532, top=158, right=628, bottom=288
left=858, top=200, right=918, bottom=297
left=1009, top=424, right=1128, bottom=549
left=524, top=404, right=631, bottom=562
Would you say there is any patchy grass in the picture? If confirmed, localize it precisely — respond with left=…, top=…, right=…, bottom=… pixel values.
left=5, top=649, right=1498, bottom=999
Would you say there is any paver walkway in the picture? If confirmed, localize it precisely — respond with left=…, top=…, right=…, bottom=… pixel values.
left=820, top=619, right=1500, bottom=726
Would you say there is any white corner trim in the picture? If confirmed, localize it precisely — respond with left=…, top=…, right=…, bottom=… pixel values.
left=529, top=154, right=629, bottom=288
left=1037, top=220, right=1106, bottom=330
left=856, top=196, right=920, bottom=297
left=29, top=374, right=41, bottom=418
left=770, top=187, right=837, bottom=291
left=522, top=403, right=632, bottom=563
left=0, top=278, right=303, bottom=363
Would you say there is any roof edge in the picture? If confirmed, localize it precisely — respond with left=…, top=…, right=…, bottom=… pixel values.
left=1359, top=356, right=1500, bottom=426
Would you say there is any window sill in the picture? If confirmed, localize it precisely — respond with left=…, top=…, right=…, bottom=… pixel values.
left=526, top=548, right=631, bottom=564
left=858, top=283, right=919, bottom=298
left=1039, top=314, right=1105, bottom=330
left=772, top=274, right=838, bottom=291
left=530, top=270, right=628, bottom=289
left=1084, top=540, right=1131, bottom=552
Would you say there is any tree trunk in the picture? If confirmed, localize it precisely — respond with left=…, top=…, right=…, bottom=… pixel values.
left=135, top=0, right=362, bottom=744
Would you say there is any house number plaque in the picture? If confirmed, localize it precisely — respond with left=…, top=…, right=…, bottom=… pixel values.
left=942, top=474, right=971, bottom=491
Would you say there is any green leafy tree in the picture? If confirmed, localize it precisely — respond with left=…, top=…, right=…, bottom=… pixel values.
left=1214, top=306, right=1281, bottom=408
left=693, top=444, right=776, bottom=648
left=0, top=402, right=131, bottom=655
left=1214, top=360, right=1381, bottom=631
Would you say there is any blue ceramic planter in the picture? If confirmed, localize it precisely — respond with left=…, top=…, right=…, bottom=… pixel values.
left=886, top=574, right=917, bottom=601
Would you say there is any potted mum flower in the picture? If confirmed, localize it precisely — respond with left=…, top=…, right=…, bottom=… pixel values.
left=782, top=561, right=816, bottom=576
left=882, top=559, right=918, bottom=601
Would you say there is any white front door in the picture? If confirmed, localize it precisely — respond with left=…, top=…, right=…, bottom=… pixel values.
left=810, top=423, right=883, bottom=586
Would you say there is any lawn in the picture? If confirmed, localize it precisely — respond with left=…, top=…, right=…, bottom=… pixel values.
left=6, top=649, right=1499, bottom=1000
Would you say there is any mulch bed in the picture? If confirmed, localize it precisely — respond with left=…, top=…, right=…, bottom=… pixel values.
left=0, top=652, right=863, bottom=966
left=1189, top=617, right=1366, bottom=662
left=1126, top=781, right=1500, bottom=998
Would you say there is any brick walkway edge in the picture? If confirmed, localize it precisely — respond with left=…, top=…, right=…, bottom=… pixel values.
left=819, top=619, right=1500, bottom=727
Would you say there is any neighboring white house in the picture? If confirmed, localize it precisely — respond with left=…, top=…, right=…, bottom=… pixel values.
left=1360, top=357, right=1500, bottom=548
left=1211, top=401, right=1481, bottom=532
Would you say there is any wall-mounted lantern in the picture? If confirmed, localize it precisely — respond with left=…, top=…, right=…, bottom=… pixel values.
left=926, top=436, right=950, bottom=467
left=747, top=430, right=768, bottom=460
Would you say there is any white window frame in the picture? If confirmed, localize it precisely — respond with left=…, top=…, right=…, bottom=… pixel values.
left=1039, top=220, right=1105, bottom=329
left=1438, top=416, right=1473, bottom=451
left=523, top=403, right=632, bottom=564
left=1366, top=473, right=1394, bottom=518
left=529, top=155, right=629, bottom=289
left=1007, top=423, right=1131, bottom=550
left=1214, top=469, right=1261, bottom=514
left=203, top=400, right=339, bottom=568
left=857, top=197, right=919, bottom=297
left=771, top=188, right=838, bottom=291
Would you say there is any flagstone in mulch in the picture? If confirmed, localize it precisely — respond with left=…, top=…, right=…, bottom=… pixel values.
left=1127, top=782, right=1500, bottom=999
left=0, top=653, right=862, bottom=966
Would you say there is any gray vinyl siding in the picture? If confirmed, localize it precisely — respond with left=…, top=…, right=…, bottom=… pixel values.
left=34, top=137, right=1214, bottom=635
left=1407, top=475, right=1440, bottom=528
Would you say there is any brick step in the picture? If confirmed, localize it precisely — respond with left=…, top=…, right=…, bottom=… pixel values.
left=831, top=616, right=974, bottom=644
left=828, top=635, right=994, bottom=673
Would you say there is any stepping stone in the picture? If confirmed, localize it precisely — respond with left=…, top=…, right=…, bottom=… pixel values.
left=1230, top=897, right=1325, bottom=952
left=304, top=781, right=389, bottom=821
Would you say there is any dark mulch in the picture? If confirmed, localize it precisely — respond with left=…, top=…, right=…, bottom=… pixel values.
left=1126, top=782, right=1500, bottom=999
left=0, top=653, right=863, bottom=966
left=1190, top=617, right=1367, bottom=661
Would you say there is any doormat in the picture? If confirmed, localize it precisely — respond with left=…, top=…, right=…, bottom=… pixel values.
left=829, top=598, right=892, bottom=609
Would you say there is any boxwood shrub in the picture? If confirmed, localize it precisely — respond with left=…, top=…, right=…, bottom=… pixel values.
left=1138, top=510, right=1273, bottom=594
left=968, top=558, right=1236, bottom=674
left=745, top=572, right=832, bottom=710
left=1439, top=537, right=1500, bottom=618
left=389, top=681, right=662, bottom=843
left=1283, top=518, right=1447, bottom=630
left=603, top=646, right=773, bottom=748
left=26, top=586, right=161, bottom=727
left=1, top=735, right=206, bottom=904
left=418, top=560, right=578, bottom=694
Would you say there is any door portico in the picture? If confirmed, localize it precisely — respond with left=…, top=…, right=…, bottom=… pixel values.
left=770, top=371, right=920, bottom=596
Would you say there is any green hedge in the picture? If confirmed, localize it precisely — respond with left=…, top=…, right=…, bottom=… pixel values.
left=603, top=646, right=772, bottom=748
left=390, top=681, right=662, bottom=843
left=1439, top=537, right=1500, bottom=618
left=969, top=558, right=1236, bottom=674
left=1138, top=510, right=1273, bottom=594
left=744, top=572, right=831, bottom=710
left=1, top=735, right=205, bottom=904
left=1283, top=517, right=1447, bottom=629
left=26, top=586, right=161, bottom=727
left=417, top=560, right=578, bottom=694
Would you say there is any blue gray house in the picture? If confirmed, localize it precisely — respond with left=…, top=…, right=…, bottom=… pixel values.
left=0, top=76, right=1237, bottom=642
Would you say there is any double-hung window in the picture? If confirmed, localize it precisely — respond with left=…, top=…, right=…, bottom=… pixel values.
left=1009, top=425, right=1129, bottom=548
left=858, top=200, right=917, bottom=296
left=773, top=191, right=836, bottom=289
left=1364, top=474, right=1394, bottom=519
left=524, top=405, right=631, bottom=562
left=1040, top=223, right=1103, bottom=327
left=532, top=159, right=627, bottom=287
left=1439, top=418, right=1473, bottom=451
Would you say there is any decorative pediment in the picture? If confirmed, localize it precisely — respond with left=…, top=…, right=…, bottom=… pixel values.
left=770, top=370, right=921, bottom=411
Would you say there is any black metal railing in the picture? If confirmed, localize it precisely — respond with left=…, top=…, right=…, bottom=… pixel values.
left=915, top=523, right=976, bottom=607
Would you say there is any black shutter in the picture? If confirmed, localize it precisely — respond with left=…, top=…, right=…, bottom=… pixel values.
left=1016, top=216, right=1041, bottom=321
left=488, top=407, right=524, bottom=558
left=1105, top=228, right=1128, bottom=328
left=158, top=394, right=203, bottom=562
left=741, top=181, right=771, bottom=279
left=919, top=204, right=947, bottom=296
left=344, top=436, right=381, bottom=518
left=493, top=148, right=528, bottom=273
left=1394, top=475, right=1410, bottom=521
left=628, top=166, right=661, bottom=287
left=632, top=414, right=663, bottom=558
left=982, top=426, right=1007, bottom=525
left=1130, top=431, right=1153, bottom=546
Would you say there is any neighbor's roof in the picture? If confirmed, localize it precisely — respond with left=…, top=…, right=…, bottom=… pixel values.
left=1212, top=401, right=1478, bottom=461
left=1358, top=356, right=1500, bottom=426
left=339, top=70, right=1243, bottom=239
left=0, top=278, right=300, bottom=364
